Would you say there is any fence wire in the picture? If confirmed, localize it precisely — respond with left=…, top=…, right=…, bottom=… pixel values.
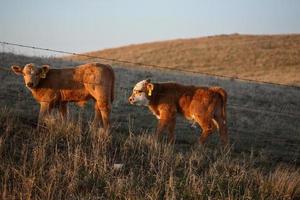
left=0, top=63, right=300, bottom=118
left=1, top=41, right=300, bottom=90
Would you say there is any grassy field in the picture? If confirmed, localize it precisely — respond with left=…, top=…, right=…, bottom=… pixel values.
left=68, top=34, right=300, bottom=86
left=0, top=52, right=300, bottom=199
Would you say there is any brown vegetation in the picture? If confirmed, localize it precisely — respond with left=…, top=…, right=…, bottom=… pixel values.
left=0, top=109, right=299, bottom=199
left=69, top=34, right=300, bottom=86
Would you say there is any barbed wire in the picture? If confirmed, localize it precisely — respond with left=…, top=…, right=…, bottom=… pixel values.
left=0, top=71, right=299, bottom=118
left=0, top=40, right=299, bottom=118
left=0, top=41, right=299, bottom=89
left=0, top=66, right=10, bottom=71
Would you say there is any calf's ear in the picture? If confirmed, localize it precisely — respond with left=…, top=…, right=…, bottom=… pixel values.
left=11, top=65, right=23, bottom=75
left=40, top=65, right=50, bottom=78
left=146, top=83, right=154, bottom=96
left=42, top=65, right=50, bottom=73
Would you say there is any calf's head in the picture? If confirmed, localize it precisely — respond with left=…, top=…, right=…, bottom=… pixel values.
left=128, top=79, right=154, bottom=106
left=11, top=63, right=50, bottom=89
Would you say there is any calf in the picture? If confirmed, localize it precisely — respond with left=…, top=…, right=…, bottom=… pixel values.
left=11, top=62, right=114, bottom=130
left=128, top=79, right=228, bottom=144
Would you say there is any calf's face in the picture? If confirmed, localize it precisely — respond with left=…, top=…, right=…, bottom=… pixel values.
left=128, top=79, right=154, bottom=106
left=11, top=63, right=50, bottom=89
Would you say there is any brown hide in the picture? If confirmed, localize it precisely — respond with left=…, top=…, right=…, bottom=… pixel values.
left=129, top=81, right=228, bottom=144
left=13, top=62, right=115, bottom=130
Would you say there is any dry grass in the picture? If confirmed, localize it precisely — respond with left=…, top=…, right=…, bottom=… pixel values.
left=0, top=108, right=299, bottom=199
left=68, top=34, right=300, bottom=86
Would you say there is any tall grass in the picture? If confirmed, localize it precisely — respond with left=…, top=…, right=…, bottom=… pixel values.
left=0, top=108, right=299, bottom=199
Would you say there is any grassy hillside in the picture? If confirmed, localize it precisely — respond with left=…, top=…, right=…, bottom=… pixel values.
left=0, top=53, right=300, bottom=199
left=1, top=52, right=300, bottom=161
left=1, top=110, right=300, bottom=199
left=69, top=34, right=300, bottom=86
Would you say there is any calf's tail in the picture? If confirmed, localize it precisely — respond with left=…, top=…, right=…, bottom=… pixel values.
left=210, top=86, right=229, bottom=144
left=210, top=87, right=227, bottom=120
left=110, top=67, right=115, bottom=103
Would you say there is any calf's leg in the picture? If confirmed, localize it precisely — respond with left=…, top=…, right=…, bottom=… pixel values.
left=59, top=102, right=67, bottom=119
left=195, top=115, right=214, bottom=144
left=215, top=114, right=228, bottom=145
left=96, top=100, right=111, bottom=131
left=212, top=99, right=229, bottom=145
left=52, top=102, right=67, bottom=119
left=155, top=105, right=176, bottom=143
left=38, top=102, right=50, bottom=126
left=167, top=118, right=176, bottom=144
left=88, top=84, right=112, bottom=131
left=155, top=119, right=168, bottom=141
left=93, top=103, right=104, bottom=128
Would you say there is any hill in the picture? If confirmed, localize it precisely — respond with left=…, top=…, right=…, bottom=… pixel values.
left=69, top=34, right=300, bottom=86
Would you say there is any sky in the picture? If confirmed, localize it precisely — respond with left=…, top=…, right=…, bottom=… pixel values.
left=0, top=0, right=300, bottom=56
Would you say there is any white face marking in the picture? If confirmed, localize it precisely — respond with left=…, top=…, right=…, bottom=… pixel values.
left=129, top=80, right=150, bottom=106
left=133, top=80, right=147, bottom=91
left=132, top=92, right=149, bottom=106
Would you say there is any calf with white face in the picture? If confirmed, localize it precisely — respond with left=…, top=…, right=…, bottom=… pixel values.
left=129, top=79, right=228, bottom=145
left=128, top=79, right=152, bottom=106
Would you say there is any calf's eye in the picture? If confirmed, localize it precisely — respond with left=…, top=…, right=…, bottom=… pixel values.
left=134, top=90, right=142, bottom=94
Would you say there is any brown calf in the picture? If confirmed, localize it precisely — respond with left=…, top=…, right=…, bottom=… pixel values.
left=11, top=62, right=115, bottom=130
left=128, top=79, right=228, bottom=144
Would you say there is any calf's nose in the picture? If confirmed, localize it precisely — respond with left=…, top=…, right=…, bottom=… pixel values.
left=27, top=82, right=33, bottom=87
left=128, top=96, right=134, bottom=104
